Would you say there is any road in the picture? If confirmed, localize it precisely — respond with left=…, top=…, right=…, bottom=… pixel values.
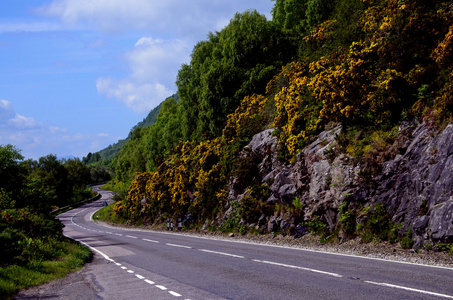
left=51, top=187, right=453, bottom=299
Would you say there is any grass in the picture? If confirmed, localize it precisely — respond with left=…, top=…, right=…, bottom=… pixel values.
left=94, top=202, right=128, bottom=225
left=0, top=238, right=92, bottom=300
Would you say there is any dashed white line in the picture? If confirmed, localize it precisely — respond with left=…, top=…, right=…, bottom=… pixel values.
left=127, top=270, right=134, bottom=274
left=199, top=249, right=244, bottom=258
left=121, top=266, right=127, bottom=270
left=115, top=233, right=123, bottom=236
left=135, top=274, right=145, bottom=279
left=145, top=279, right=155, bottom=285
left=143, top=238, right=159, bottom=243
left=125, top=235, right=138, bottom=239
left=156, top=285, right=168, bottom=290
left=169, top=291, right=182, bottom=297
left=166, top=243, right=192, bottom=249
left=365, top=281, right=453, bottom=299
left=252, top=259, right=343, bottom=278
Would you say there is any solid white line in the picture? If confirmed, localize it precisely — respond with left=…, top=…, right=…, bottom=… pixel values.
left=365, top=281, right=453, bottom=299
left=95, top=225, right=451, bottom=271
left=125, top=235, right=138, bottom=239
left=166, top=243, right=192, bottom=249
left=145, top=279, right=155, bottom=285
left=169, top=291, right=182, bottom=297
left=156, top=285, right=167, bottom=290
left=143, top=238, right=159, bottom=243
left=135, top=274, right=145, bottom=279
left=252, top=259, right=343, bottom=278
left=199, top=249, right=244, bottom=258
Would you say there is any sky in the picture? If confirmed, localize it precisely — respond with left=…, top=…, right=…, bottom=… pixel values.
left=0, top=1, right=274, bottom=160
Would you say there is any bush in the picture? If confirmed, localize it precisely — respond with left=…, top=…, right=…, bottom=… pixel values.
left=400, top=228, right=414, bottom=249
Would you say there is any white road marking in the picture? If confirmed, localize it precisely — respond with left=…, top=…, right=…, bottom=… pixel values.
left=169, top=291, right=182, bottom=297
left=166, top=243, right=192, bottom=249
left=143, top=238, right=159, bottom=243
left=127, top=270, right=134, bottom=273
left=145, top=279, right=155, bottom=285
left=252, top=259, right=343, bottom=278
left=199, top=249, right=244, bottom=258
left=135, top=274, right=145, bottom=279
left=115, top=233, right=123, bottom=236
left=125, top=235, right=138, bottom=239
left=121, top=266, right=127, bottom=270
left=156, top=285, right=168, bottom=290
left=365, top=281, right=453, bottom=299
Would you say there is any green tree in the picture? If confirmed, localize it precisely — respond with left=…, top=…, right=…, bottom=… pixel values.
left=272, top=0, right=309, bottom=32
left=28, top=154, right=71, bottom=207
left=0, top=145, right=26, bottom=209
left=305, top=0, right=333, bottom=29
left=177, top=10, right=295, bottom=141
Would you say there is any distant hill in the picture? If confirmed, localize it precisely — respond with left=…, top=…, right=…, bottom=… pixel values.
left=83, top=94, right=178, bottom=165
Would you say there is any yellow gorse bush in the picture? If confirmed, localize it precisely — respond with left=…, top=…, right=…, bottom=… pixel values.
left=118, top=94, right=270, bottom=221
left=116, top=0, right=453, bottom=224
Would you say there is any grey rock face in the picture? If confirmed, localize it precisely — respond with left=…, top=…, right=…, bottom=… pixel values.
left=373, top=124, right=453, bottom=245
left=227, top=122, right=452, bottom=246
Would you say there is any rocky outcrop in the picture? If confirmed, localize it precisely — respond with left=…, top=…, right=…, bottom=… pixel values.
left=228, top=122, right=453, bottom=249
left=372, top=123, right=453, bottom=247
left=229, top=126, right=360, bottom=234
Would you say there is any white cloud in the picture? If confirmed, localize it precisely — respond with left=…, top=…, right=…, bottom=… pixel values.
left=35, top=0, right=273, bottom=36
left=134, top=37, right=162, bottom=47
left=97, top=37, right=189, bottom=113
left=0, top=99, right=14, bottom=120
left=0, top=100, right=119, bottom=160
left=97, top=77, right=174, bottom=113
left=49, top=126, right=67, bottom=134
left=9, top=113, right=43, bottom=129
left=32, top=0, right=273, bottom=114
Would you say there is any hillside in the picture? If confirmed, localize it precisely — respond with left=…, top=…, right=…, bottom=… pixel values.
left=83, top=94, right=178, bottom=166
left=105, top=0, right=453, bottom=253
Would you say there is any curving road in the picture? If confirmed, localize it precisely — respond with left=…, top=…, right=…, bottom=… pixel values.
left=50, top=186, right=453, bottom=299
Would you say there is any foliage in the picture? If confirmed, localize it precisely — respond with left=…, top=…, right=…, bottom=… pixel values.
left=356, top=203, right=401, bottom=243
left=115, top=92, right=272, bottom=224
left=106, top=0, right=453, bottom=250
left=0, top=144, right=96, bottom=278
left=176, top=9, right=296, bottom=142
left=239, top=185, right=270, bottom=224
left=338, top=201, right=356, bottom=237
left=400, top=227, right=414, bottom=249
left=0, top=238, right=91, bottom=299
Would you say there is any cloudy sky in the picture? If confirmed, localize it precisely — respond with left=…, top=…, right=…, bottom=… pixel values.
left=0, top=1, right=274, bottom=160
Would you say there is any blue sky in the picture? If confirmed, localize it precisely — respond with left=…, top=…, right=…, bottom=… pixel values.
left=0, top=1, right=274, bottom=160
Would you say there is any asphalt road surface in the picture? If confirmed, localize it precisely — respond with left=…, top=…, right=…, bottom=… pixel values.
left=18, top=186, right=453, bottom=299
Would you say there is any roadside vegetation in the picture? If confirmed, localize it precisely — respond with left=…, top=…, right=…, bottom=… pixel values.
left=97, top=0, right=453, bottom=253
left=0, top=145, right=107, bottom=298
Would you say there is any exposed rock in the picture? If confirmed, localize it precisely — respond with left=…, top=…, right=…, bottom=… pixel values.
left=228, top=122, right=453, bottom=248
left=372, top=123, right=453, bottom=245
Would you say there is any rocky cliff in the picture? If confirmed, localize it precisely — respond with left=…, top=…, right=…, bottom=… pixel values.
left=227, top=122, right=453, bottom=249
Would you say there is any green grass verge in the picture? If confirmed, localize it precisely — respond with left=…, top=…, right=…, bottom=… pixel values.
left=0, top=238, right=92, bottom=300
left=94, top=202, right=128, bottom=225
